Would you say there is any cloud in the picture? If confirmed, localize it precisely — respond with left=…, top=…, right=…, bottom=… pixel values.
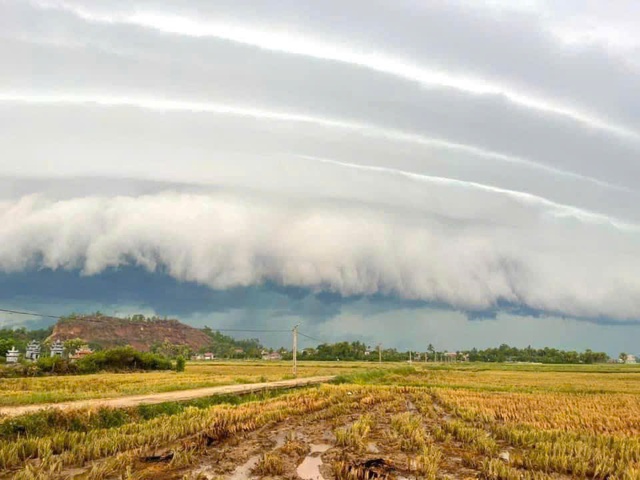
left=315, top=308, right=640, bottom=356
left=1, top=190, right=640, bottom=322
left=0, top=92, right=624, bottom=192
left=1, top=0, right=640, bottom=350
left=25, top=0, right=640, bottom=141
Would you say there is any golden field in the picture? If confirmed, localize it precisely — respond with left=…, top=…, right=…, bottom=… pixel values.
left=0, top=361, right=372, bottom=406
left=2, top=362, right=640, bottom=479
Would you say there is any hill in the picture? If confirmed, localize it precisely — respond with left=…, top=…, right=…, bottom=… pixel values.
left=49, top=315, right=212, bottom=352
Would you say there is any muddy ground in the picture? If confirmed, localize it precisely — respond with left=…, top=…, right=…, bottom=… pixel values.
left=127, top=390, right=493, bottom=480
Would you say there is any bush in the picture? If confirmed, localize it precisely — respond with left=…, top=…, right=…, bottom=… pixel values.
left=175, top=355, right=186, bottom=372
left=76, top=347, right=173, bottom=374
left=36, top=356, right=78, bottom=375
left=0, top=347, right=173, bottom=377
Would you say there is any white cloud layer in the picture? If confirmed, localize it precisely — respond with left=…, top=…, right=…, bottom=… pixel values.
left=30, top=0, right=640, bottom=141
left=2, top=190, right=640, bottom=321
left=2, top=0, right=640, bottom=336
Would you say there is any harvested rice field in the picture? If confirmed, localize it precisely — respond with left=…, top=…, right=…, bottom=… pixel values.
left=0, top=361, right=369, bottom=406
left=2, top=363, right=640, bottom=479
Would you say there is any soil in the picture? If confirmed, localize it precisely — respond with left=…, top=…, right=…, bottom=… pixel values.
left=117, top=390, right=488, bottom=480
left=50, top=315, right=212, bottom=351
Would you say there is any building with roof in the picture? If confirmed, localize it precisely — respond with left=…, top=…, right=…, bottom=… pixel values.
left=70, top=346, right=93, bottom=360
left=25, top=340, right=41, bottom=361
left=50, top=339, right=65, bottom=357
left=6, top=346, right=20, bottom=364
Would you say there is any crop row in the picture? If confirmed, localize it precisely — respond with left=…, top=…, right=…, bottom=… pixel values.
left=433, top=388, right=640, bottom=479
left=434, top=389, right=640, bottom=435
left=2, top=385, right=405, bottom=479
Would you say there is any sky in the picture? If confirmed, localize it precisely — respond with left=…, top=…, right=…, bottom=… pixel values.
left=1, top=0, right=640, bottom=355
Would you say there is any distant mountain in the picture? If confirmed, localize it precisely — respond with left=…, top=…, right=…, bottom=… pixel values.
left=49, top=314, right=211, bottom=352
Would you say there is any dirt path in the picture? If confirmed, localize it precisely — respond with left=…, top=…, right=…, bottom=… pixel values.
left=0, top=375, right=336, bottom=418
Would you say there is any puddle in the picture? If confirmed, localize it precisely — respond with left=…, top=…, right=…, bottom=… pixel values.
left=190, top=466, right=216, bottom=480
left=310, top=444, right=331, bottom=453
left=228, top=454, right=260, bottom=480
left=296, top=444, right=331, bottom=480
left=272, top=431, right=287, bottom=448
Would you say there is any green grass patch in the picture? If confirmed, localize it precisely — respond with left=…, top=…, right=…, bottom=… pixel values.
left=332, top=366, right=416, bottom=384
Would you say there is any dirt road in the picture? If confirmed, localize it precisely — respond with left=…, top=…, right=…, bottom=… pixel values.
left=0, top=375, right=336, bottom=418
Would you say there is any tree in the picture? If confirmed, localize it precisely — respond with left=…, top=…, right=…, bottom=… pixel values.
left=175, top=355, right=186, bottom=372
left=427, top=343, right=435, bottom=360
left=0, top=338, right=14, bottom=357
left=151, top=340, right=192, bottom=359
left=63, top=338, right=86, bottom=355
left=619, top=352, right=628, bottom=363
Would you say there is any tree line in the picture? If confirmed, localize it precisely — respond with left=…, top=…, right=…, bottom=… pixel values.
left=1, top=325, right=615, bottom=364
left=294, top=341, right=611, bottom=364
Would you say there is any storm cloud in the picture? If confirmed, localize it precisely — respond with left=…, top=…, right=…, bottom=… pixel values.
left=2, top=0, right=640, bottom=348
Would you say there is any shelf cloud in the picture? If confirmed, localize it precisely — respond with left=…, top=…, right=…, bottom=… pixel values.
left=2, top=188, right=640, bottom=321
left=2, top=0, right=640, bottom=348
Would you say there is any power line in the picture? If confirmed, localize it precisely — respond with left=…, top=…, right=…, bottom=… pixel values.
left=0, top=308, right=60, bottom=319
left=213, top=328, right=291, bottom=333
left=298, top=331, right=329, bottom=344
left=0, top=307, right=372, bottom=345
left=0, top=308, right=296, bottom=334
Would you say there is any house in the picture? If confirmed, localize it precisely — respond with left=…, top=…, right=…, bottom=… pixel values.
left=626, top=354, right=637, bottom=364
left=50, top=339, right=65, bottom=357
left=262, top=351, right=282, bottom=361
left=203, top=352, right=215, bottom=361
left=443, top=352, right=458, bottom=362
left=6, top=346, right=19, bottom=364
left=192, top=354, right=204, bottom=361
left=70, top=346, right=93, bottom=360
left=25, top=340, right=41, bottom=361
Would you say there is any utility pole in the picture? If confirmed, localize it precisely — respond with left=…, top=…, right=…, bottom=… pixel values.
left=378, top=343, right=382, bottom=364
left=292, top=324, right=299, bottom=377
left=409, top=350, right=412, bottom=363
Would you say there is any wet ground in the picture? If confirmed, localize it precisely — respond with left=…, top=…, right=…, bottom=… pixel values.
left=131, top=389, right=488, bottom=480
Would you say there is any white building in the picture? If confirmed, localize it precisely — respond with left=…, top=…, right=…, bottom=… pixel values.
left=6, top=346, right=19, bottom=363
left=50, top=339, right=65, bottom=357
left=262, top=351, right=282, bottom=361
left=25, top=340, right=41, bottom=361
left=625, top=354, right=637, bottom=364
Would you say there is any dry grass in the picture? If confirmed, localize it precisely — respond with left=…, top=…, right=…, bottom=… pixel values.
left=252, top=453, right=285, bottom=476
left=434, top=385, right=640, bottom=478
left=4, top=363, right=640, bottom=479
left=386, top=364, right=640, bottom=394
left=0, top=360, right=377, bottom=406
left=335, top=414, right=374, bottom=451
left=435, top=388, right=640, bottom=436
left=414, top=444, right=442, bottom=479
left=1, top=385, right=394, bottom=478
